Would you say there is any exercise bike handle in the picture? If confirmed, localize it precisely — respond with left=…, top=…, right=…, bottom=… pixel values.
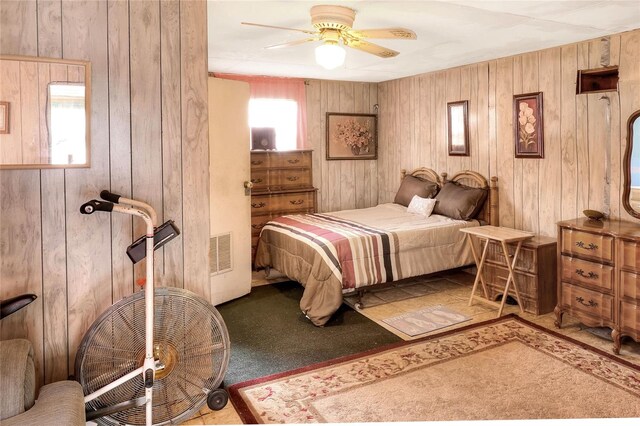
left=80, top=200, right=114, bottom=215
left=100, top=190, right=121, bottom=204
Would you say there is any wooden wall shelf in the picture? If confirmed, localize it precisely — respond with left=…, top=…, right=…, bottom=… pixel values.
left=576, top=66, right=619, bottom=94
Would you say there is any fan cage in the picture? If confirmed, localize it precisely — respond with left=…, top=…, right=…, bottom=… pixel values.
left=75, top=287, right=229, bottom=426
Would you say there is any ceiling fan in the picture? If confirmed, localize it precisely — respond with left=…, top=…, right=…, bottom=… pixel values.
left=241, top=5, right=417, bottom=69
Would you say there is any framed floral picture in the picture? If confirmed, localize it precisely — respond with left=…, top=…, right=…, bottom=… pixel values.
left=514, top=92, right=544, bottom=158
left=326, top=113, right=377, bottom=160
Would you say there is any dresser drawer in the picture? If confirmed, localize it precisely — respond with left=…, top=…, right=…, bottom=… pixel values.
left=620, top=239, right=640, bottom=273
left=620, top=270, right=640, bottom=302
left=251, top=191, right=315, bottom=214
left=250, top=154, right=269, bottom=169
left=252, top=235, right=260, bottom=249
left=619, top=300, right=640, bottom=335
left=560, top=255, right=614, bottom=292
left=251, top=215, right=272, bottom=236
left=561, top=229, right=613, bottom=262
left=269, top=168, right=312, bottom=190
left=560, top=282, right=614, bottom=322
left=271, top=151, right=311, bottom=168
left=250, top=170, right=269, bottom=191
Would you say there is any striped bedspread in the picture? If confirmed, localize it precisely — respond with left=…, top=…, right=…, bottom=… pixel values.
left=262, top=213, right=402, bottom=290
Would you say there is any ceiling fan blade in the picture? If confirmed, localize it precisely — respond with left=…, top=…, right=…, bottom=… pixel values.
left=348, top=28, right=417, bottom=40
left=345, top=39, right=399, bottom=58
left=241, top=22, right=318, bottom=35
left=265, top=38, right=319, bottom=50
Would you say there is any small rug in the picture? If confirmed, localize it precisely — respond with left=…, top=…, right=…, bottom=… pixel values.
left=381, top=305, right=470, bottom=336
left=343, top=276, right=460, bottom=308
left=229, top=315, right=640, bottom=423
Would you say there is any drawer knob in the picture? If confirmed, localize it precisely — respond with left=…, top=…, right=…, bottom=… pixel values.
left=576, top=241, right=598, bottom=251
left=575, top=296, right=598, bottom=308
left=575, top=268, right=598, bottom=279
left=287, top=159, right=300, bottom=164
left=251, top=202, right=266, bottom=209
left=286, top=176, right=300, bottom=181
left=251, top=178, right=263, bottom=184
left=289, top=199, right=304, bottom=205
left=251, top=160, right=263, bottom=166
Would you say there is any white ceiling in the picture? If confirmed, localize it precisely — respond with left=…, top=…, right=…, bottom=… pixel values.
left=207, top=0, right=640, bottom=83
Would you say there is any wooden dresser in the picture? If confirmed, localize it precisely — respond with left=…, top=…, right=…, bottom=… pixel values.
left=555, top=217, right=640, bottom=354
left=249, top=150, right=317, bottom=262
left=482, top=235, right=557, bottom=315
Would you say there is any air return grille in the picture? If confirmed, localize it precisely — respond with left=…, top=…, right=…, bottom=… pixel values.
left=210, top=233, right=232, bottom=275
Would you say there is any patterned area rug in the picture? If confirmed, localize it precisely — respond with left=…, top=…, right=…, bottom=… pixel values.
left=381, top=305, right=470, bottom=336
left=229, top=315, right=640, bottom=423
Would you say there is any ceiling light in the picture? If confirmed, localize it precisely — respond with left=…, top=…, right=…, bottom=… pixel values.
left=315, top=41, right=346, bottom=70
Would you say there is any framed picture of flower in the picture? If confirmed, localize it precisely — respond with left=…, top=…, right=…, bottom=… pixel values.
left=447, top=100, right=469, bottom=156
left=514, top=92, right=544, bottom=158
left=326, top=113, right=377, bottom=160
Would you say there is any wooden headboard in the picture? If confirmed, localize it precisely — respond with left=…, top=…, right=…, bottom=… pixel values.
left=399, top=168, right=499, bottom=226
left=400, top=167, right=441, bottom=186
left=442, top=170, right=499, bottom=226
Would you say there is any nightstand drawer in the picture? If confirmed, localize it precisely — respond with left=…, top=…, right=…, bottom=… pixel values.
left=485, top=242, right=536, bottom=274
left=560, top=255, right=614, bottom=292
left=561, top=229, right=613, bottom=262
left=560, top=282, right=614, bottom=321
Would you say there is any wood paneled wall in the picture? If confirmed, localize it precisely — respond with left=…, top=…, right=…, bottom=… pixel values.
left=378, top=29, right=640, bottom=237
left=305, top=80, right=379, bottom=212
left=0, top=0, right=210, bottom=389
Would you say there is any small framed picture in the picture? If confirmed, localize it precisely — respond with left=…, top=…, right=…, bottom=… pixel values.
left=447, top=101, right=469, bottom=156
left=0, top=101, right=9, bottom=134
left=326, top=113, right=377, bottom=160
left=514, top=92, right=544, bottom=158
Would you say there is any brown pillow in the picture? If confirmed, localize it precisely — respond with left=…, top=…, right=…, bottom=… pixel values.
left=394, top=175, right=439, bottom=207
left=433, top=182, right=488, bottom=220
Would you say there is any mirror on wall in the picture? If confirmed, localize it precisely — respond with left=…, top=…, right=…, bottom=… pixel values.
left=623, top=109, right=640, bottom=218
left=0, top=55, right=91, bottom=169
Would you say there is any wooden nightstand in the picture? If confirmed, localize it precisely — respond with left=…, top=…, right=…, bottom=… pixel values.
left=482, top=235, right=557, bottom=315
left=460, top=226, right=535, bottom=317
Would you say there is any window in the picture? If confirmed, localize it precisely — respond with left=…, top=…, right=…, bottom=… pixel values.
left=249, top=98, right=298, bottom=151
left=48, top=83, right=86, bottom=164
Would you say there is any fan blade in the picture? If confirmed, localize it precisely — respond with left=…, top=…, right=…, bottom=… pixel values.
left=265, top=37, right=319, bottom=49
left=241, top=22, right=318, bottom=35
left=348, top=28, right=417, bottom=40
left=346, top=39, right=399, bottom=58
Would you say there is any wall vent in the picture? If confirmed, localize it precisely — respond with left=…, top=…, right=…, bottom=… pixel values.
left=210, top=232, right=232, bottom=275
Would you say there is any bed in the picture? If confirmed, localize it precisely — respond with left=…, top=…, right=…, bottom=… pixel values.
left=254, top=168, right=499, bottom=326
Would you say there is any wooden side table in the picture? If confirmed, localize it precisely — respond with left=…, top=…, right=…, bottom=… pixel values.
left=460, top=225, right=535, bottom=317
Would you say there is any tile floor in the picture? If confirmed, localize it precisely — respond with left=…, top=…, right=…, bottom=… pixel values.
left=184, top=270, right=640, bottom=425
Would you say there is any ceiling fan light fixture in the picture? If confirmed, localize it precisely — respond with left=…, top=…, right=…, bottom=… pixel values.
left=315, top=41, right=346, bottom=70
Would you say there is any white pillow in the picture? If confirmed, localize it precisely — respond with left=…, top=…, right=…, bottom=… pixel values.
left=406, top=195, right=437, bottom=217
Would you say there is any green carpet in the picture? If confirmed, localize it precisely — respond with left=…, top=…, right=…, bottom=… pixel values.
left=216, top=282, right=402, bottom=385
